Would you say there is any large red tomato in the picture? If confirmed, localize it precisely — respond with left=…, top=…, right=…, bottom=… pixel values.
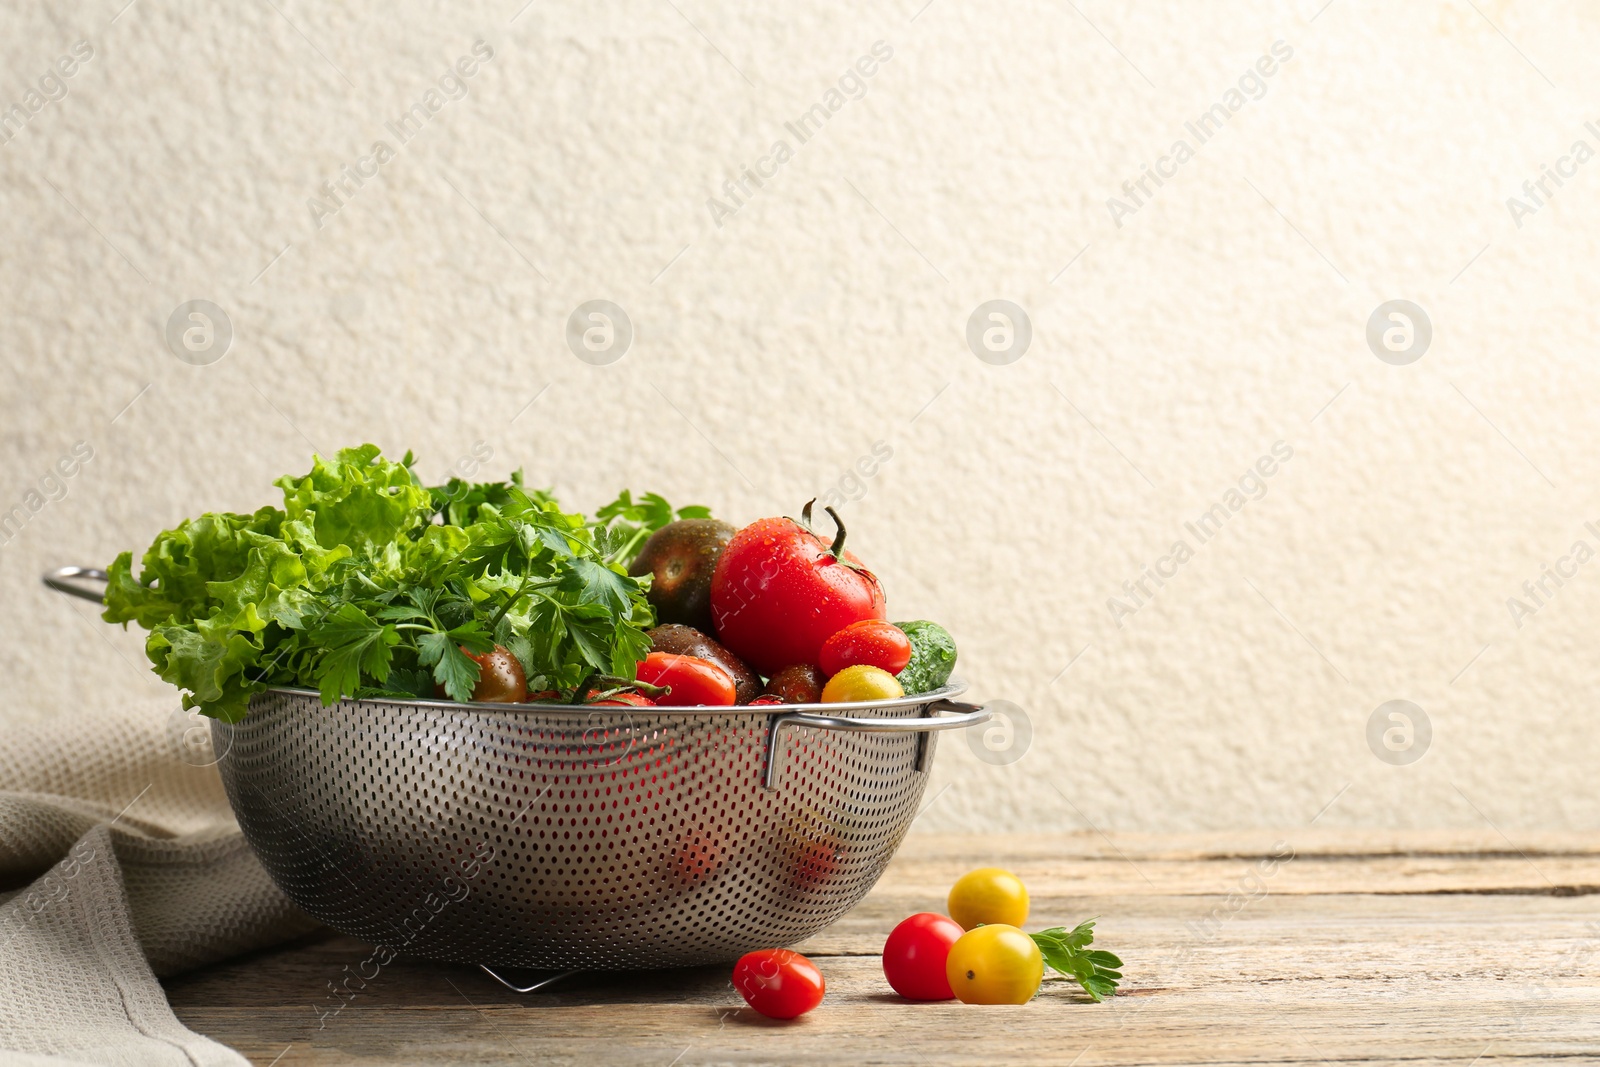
left=710, top=502, right=887, bottom=675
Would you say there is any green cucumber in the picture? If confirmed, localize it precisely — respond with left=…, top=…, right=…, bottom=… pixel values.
left=894, top=620, right=957, bottom=694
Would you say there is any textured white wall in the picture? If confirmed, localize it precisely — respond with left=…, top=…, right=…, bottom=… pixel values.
left=3, top=0, right=1598, bottom=834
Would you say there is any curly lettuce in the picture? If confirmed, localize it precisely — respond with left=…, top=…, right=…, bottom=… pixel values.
left=103, top=444, right=703, bottom=721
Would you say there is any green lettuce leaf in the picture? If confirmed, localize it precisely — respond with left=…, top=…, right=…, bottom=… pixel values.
left=102, top=445, right=695, bottom=719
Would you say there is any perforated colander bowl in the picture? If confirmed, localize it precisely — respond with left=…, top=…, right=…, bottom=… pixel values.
left=44, top=565, right=989, bottom=981
left=210, top=683, right=989, bottom=976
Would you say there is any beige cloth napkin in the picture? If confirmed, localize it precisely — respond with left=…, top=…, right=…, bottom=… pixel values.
left=0, top=698, right=319, bottom=1065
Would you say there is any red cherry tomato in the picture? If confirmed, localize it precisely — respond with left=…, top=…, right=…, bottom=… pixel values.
left=672, top=831, right=724, bottom=886
left=732, top=949, right=825, bottom=1019
left=588, top=691, right=657, bottom=707
left=882, top=912, right=964, bottom=1001
left=786, top=834, right=841, bottom=892
left=710, top=504, right=887, bottom=676
left=634, top=651, right=736, bottom=706
left=819, top=620, right=912, bottom=678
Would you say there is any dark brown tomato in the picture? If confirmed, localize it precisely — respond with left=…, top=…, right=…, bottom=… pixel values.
left=762, top=663, right=826, bottom=704
left=628, top=519, right=737, bottom=633
left=433, top=645, right=527, bottom=703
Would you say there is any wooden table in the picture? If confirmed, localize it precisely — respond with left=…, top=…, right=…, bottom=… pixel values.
left=165, top=831, right=1600, bottom=1065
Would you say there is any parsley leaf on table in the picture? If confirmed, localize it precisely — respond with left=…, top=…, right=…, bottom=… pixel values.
left=1031, top=920, right=1124, bottom=1002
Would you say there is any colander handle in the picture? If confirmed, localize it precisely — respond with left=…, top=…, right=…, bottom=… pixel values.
left=760, top=698, right=991, bottom=790
left=42, top=565, right=109, bottom=603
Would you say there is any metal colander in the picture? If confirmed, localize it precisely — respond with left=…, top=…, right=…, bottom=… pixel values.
left=213, top=686, right=986, bottom=976
left=45, top=564, right=988, bottom=978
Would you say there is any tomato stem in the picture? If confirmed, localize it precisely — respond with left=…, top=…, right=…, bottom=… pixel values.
left=595, top=673, right=670, bottom=696
left=823, top=505, right=847, bottom=558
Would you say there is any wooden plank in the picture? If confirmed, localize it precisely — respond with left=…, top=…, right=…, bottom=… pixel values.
left=868, top=831, right=1600, bottom=899
left=164, top=832, right=1600, bottom=1066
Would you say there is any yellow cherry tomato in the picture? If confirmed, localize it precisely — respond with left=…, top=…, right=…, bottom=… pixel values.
left=947, top=867, right=1030, bottom=930
left=945, top=924, right=1043, bottom=1005
left=820, top=663, right=904, bottom=703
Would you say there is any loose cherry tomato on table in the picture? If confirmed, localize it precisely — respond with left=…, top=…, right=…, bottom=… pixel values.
left=820, top=664, right=904, bottom=704
left=820, top=620, right=912, bottom=677
left=945, top=924, right=1044, bottom=1005
left=710, top=502, right=887, bottom=676
left=732, top=949, right=825, bottom=1019
left=882, top=912, right=965, bottom=1000
left=634, top=651, right=736, bottom=706
left=947, top=867, right=1030, bottom=930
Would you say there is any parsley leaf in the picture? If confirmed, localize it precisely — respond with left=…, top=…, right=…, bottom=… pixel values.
left=562, top=558, right=636, bottom=617
left=309, top=603, right=399, bottom=704
left=1031, top=920, right=1124, bottom=1002
left=418, top=633, right=481, bottom=703
left=593, top=489, right=713, bottom=567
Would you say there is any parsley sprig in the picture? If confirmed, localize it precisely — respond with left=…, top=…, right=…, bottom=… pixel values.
left=593, top=490, right=711, bottom=566
left=1031, top=919, right=1124, bottom=1001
